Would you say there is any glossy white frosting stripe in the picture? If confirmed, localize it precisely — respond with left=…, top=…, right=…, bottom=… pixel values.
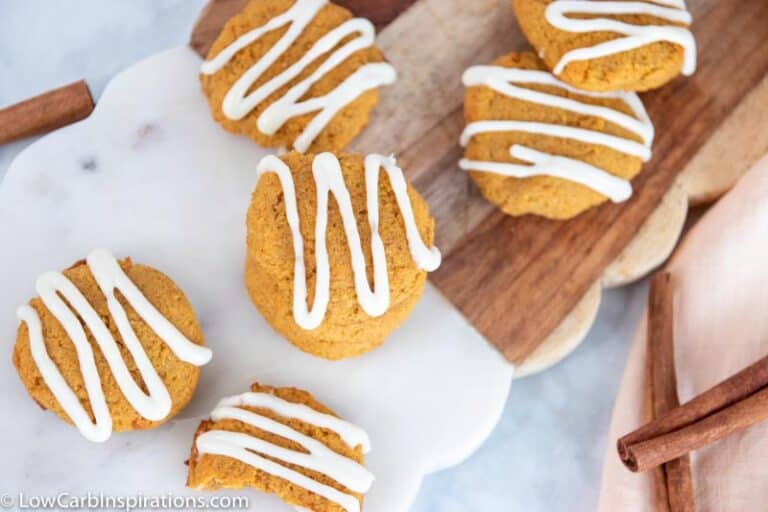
left=201, top=0, right=397, bottom=153
left=196, top=391, right=374, bottom=512
left=462, top=145, right=633, bottom=202
left=460, top=65, right=654, bottom=202
left=256, top=153, right=441, bottom=330
left=218, top=392, right=371, bottom=452
left=462, top=66, right=654, bottom=145
left=460, top=120, right=649, bottom=160
left=17, top=249, right=212, bottom=443
left=545, top=0, right=696, bottom=76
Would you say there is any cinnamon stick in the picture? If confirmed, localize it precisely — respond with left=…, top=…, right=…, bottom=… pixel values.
left=620, top=351, right=768, bottom=463
left=0, top=80, right=94, bottom=145
left=619, top=282, right=768, bottom=475
left=644, top=272, right=695, bottom=512
left=643, top=332, right=671, bottom=512
left=623, top=385, right=768, bottom=472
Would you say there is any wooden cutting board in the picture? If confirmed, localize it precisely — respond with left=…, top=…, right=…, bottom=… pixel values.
left=191, top=0, right=768, bottom=364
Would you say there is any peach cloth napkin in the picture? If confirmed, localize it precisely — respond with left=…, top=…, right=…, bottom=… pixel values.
left=598, top=154, right=768, bottom=511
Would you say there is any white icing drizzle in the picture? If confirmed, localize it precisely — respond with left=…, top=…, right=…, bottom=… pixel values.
left=460, top=65, right=655, bottom=202
left=200, top=0, right=397, bottom=153
left=217, top=392, right=371, bottom=452
left=17, top=249, right=212, bottom=443
left=545, top=0, right=697, bottom=76
left=256, top=153, right=441, bottom=330
left=196, top=391, right=374, bottom=512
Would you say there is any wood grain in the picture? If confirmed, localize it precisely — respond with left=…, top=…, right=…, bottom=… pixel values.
left=646, top=273, right=695, bottom=512
left=349, top=0, right=525, bottom=250
left=430, top=0, right=768, bottom=363
left=351, top=0, right=522, bottom=155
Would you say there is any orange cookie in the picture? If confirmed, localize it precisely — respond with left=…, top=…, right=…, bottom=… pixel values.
left=188, top=382, right=372, bottom=512
left=246, top=151, right=441, bottom=359
left=461, top=52, right=654, bottom=220
left=13, top=249, right=211, bottom=442
left=200, top=0, right=396, bottom=153
left=512, top=0, right=696, bottom=92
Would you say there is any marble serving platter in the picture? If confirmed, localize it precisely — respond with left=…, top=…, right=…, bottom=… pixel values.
left=0, top=47, right=513, bottom=512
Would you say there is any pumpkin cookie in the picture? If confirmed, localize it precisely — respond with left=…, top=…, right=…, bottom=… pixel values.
left=200, top=0, right=396, bottom=153
left=460, top=51, right=654, bottom=220
left=187, top=382, right=373, bottom=512
left=246, top=151, right=441, bottom=359
left=12, top=249, right=212, bottom=442
left=512, top=0, right=696, bottom=92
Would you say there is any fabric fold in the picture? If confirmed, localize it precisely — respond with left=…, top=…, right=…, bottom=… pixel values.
left=598, top=154, right=768, bottom=511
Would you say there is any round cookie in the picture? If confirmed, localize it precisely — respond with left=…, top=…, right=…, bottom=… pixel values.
left=187, top=382, right=373, bottom=512
left=200, top=0, right=396, bottom=153
left=512, top=0, right=696, bottom=92
left=246, top=151, right=440, bottom=359
left=461, top=51, right=652, bottom=220
left=13, top=249, right=211, bottom=442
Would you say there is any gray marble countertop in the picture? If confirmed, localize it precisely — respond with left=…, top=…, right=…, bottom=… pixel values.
left=0, top=2, right=647, bottom=510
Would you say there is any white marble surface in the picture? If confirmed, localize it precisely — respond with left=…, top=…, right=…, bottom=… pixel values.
left=0, top=45, right=513, bottom=512
left=0, top=2, right=646, bottom=511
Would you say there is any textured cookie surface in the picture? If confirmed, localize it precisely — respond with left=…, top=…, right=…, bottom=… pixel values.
left=201, top=0, right=387, bottom=153
left=512, top=0, right=689, bottom=92
left=13, top=259, right=205, bottom=433
left=187, top=382, right=366, bottom=512
left=246, top=151, right=435, bottom=359
left=464, top=51, right=645, bottom=219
